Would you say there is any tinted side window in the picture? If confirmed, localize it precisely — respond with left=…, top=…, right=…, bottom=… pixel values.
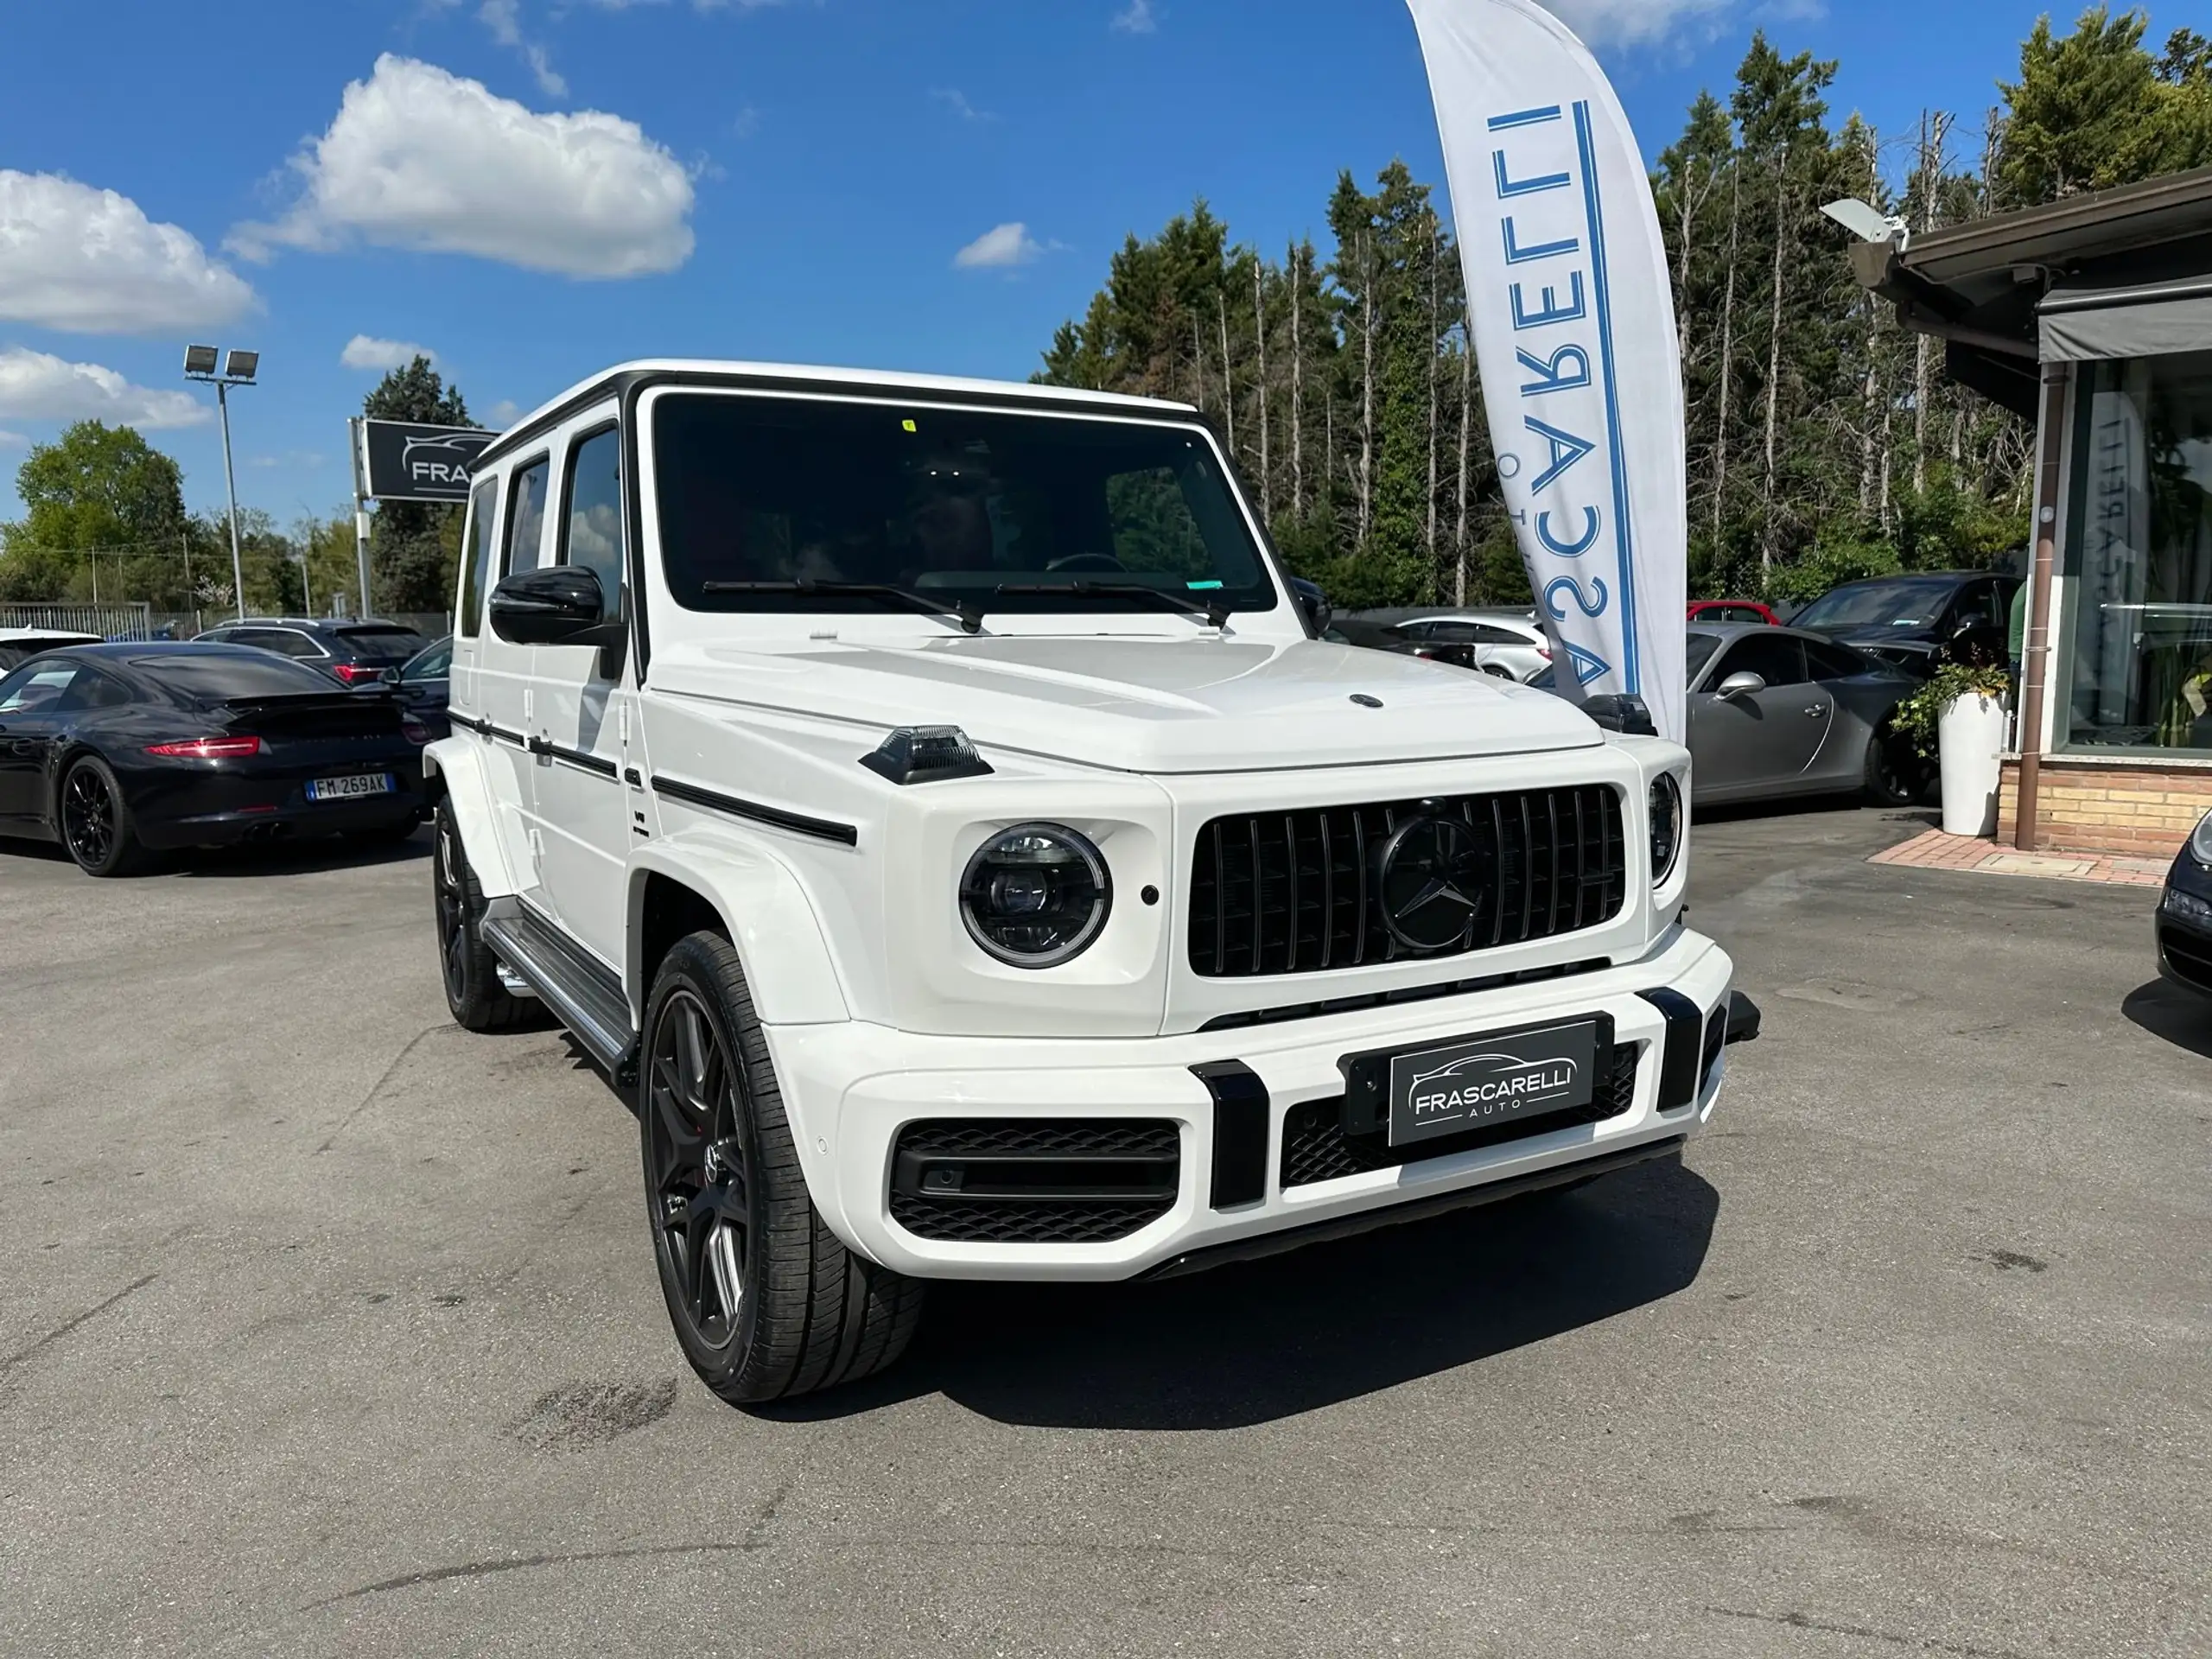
left=1804, top=639, right=1872, bottom=680
left=59, top=668, right=134, bottom=710
left=459, top=477, right=499, bottom=637
left=559, top=426, right=624, bottom=616
left=0, top=660, right=81, bottom=713
left=505, top=457, right=551, bottom=575
left=1718, top=633, right=1807, bottom=687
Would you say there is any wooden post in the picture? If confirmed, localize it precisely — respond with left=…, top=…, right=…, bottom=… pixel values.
left=2015, top=359, right=2069, bottom=852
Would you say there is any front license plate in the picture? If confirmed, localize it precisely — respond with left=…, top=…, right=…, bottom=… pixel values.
left=1376, top=1019, right=1602, bottom=1149
left=307, top=772, right=395, bottom=802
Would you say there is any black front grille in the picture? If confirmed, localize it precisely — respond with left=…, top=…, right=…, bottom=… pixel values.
left=2160, top=923, right=2212, bottom=994
left=889, top=1118, right=1179, bottom=1244
left=1280, top=1042, right=1643, bottom=1189
left=1188, top=785, right=1627, bottom=979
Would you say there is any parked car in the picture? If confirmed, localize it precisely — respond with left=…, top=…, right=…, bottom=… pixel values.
left=1686, top=600, right=1778, bottom=626
left=2158, top=811, right=2212, bottom=997
left=0, top=627, right=102, bottom=671
left=1534, top=624, right=1926, bottom=806
left=1791, top=571, right=2018, bottom=677
left=194, top=617, right=429, bottom=686
left=391, top=635, right=452, bottom=741
left=0, top=643, right=429, bottom=876
left=427, top=358, right=1744, bottom=1405
left=1392, top=612, right=1553, bottom=680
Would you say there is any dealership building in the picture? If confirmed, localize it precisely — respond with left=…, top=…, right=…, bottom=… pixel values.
left=1853, top=163, right=2212, bottom=855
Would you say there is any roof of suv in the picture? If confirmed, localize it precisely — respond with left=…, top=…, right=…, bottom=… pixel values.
left=479, top=359, right=1204, bottom=469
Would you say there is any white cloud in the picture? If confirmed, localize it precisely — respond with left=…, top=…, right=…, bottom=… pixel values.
left=228, top=55, right=695, bottom=279
left=340, top=334, right=437, bottom=371
left=1111, top=0, right=1158, bottom=34
left=0, top=171, right=257, bottom=336
left=478, top=0, right=566, bottom=97
left=488, top=398, right=524, bottom=426
left=954, top=222, right=1046, bottom=270
left=0, top=429, right=24, bottom=448
left=931, top=88, right=996, bottom=123
left=0, top=346, right=210, bottom=430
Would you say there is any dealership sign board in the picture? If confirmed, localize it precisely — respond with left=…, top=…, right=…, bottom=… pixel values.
left=356, top=419, right=501, bottom=504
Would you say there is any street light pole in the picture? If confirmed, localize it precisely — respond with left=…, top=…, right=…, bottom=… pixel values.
left=216, top=380, right=245, bottom=621
left=183, top=346, right=259, bottom=621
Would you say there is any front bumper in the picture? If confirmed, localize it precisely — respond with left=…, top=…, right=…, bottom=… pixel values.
left=767, top=925, right=1735, bottom=1281
left=2158, top=863, right=2212, bottom=996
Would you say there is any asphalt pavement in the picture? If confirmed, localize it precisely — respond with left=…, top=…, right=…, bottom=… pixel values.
left=2, top=802, right=2207, bottom=1657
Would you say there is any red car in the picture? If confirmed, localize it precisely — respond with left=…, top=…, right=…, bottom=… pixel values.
left=1688, top=599, right=1778, bottom=626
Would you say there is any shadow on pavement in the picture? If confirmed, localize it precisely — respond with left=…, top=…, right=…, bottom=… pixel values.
left=2122, top=978, right=2212, bottom=1059
left=169, top=827, right=431, bottom=880
left=771, top=1155, right=1718, bottom=1431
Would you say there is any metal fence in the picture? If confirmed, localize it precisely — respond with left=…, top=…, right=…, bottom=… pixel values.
left=0, top=602, right=453, bottom=643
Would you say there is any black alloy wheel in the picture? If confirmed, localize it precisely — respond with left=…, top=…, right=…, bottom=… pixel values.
left=645, top=987, right=751, bottom=1356
left=433, top=803, right=532, bottom=1031
left=1865, top=721, right=1931, bottom=807
left=641, top=931, right=924, bottom=1406
left=60, top=756, right=143, bottom=877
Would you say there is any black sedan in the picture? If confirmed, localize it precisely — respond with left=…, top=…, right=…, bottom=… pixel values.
left=2158, top=813, right=2212, bottom=997
left=0, top=643, right=429, bottom=876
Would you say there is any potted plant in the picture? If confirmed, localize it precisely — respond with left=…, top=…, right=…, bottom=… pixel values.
left=1893, top=663, right=2013, bottom=836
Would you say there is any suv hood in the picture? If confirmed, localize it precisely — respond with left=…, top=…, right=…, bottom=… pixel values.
left=652, top=634, right=1602, bottom=773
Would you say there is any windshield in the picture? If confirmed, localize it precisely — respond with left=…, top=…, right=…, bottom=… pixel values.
left=652, top=393, right=1279, bottom=620
left=1795, top=578, right=1955, bottom=630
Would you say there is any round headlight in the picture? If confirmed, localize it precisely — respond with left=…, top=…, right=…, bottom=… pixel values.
left=2192, top=810, right=2212, bottom=868
left=960, top=823, right=1112, bottom=968
left=1649, top=772, right=1685, bottom=885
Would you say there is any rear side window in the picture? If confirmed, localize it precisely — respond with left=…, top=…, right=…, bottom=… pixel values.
left=336, top=626, right=426, bottom=664
left=459, top=477, right=499, bottom=637
left=560, top=426, right=624, bottom=616
left=132, top=653, right=336, bottom=698
left=505, top=457, right=551, bottom=575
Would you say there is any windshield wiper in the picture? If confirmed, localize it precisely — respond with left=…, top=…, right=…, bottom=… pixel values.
left=994, top=581, right=1230, bottom=629
left=699, top=579, right=983, bottom=634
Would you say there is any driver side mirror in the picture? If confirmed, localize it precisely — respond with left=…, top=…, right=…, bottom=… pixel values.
left=1715, top=671, right=1766, bottom=702
left=488, top=567, right=620, bottom=647
left=1290, top=576, right=1332, bottom=637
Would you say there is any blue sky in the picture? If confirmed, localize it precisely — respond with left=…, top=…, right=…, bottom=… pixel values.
left=0, top=0, right=2151, bottom=525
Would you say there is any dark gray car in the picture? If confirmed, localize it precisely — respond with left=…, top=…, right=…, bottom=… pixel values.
left=1539, top=624, right=1926, bottom=807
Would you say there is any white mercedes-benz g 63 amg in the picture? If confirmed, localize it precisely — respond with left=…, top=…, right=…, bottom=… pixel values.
left=424, top=360, right=1740, bottom=1406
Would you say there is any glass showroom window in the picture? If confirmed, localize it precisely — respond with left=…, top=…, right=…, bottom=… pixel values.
left=2065, top=349, right=2212, bottom=752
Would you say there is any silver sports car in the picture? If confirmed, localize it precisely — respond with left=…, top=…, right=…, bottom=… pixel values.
left=1539, top=624, right=1928, bottom=808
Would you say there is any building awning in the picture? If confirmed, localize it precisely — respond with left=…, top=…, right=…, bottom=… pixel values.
left=2039, top=273, right=2212, bottom=362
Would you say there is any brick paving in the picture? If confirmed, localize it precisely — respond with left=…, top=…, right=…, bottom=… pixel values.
left=1870, top=825, right=2173, bottom=887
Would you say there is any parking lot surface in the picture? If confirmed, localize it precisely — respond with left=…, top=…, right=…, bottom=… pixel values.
left=3, top=806, right=2208, bottom=1657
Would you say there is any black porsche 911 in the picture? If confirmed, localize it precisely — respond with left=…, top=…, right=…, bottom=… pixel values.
left=0, top=643, right=429, bottom=877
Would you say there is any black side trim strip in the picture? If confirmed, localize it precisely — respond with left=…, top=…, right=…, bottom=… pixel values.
left=543, top=740, right=619, bottom=778
left=1139, top=1137, right=1687, bottom=1281
left=651, top=774, right=859, bottom=847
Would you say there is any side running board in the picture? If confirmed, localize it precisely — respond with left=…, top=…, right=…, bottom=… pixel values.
left=480, top=901, right=638, bottom=1079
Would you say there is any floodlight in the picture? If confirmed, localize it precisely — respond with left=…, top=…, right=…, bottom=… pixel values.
left=223, top=349, right=259, bottom=382
left=183, top=345, right=219, bottom=376
left=1821, top=198, right=1910, bottom=247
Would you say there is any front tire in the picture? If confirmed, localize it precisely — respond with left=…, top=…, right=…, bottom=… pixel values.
left=641, top=931, right=924, bottom=1406
left=60, top=755, right=146, bottom=877
left=433, top=803, right=532, bottom=1031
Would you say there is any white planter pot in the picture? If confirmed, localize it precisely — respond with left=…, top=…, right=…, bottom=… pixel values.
left=1938, top=692, right=2006, bottom=836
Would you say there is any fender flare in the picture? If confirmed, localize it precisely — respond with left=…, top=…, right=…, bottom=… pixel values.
left=626, top=829, right=849, bottom=1027
left=421, top=737, right=518, bottom=899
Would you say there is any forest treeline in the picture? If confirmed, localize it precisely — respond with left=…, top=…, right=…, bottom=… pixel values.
left=1037, top=6, right=2212, bottom=608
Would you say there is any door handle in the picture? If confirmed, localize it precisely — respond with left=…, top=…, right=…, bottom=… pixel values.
left=1802, top=705, right=1827, bottom=717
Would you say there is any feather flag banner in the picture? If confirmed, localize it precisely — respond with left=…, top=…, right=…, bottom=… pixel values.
left=1405, top=0, right=1688, bottom=742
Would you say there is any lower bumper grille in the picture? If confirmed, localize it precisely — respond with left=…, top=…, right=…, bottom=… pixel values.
left=1280, top=1041, right=1643, bottom=1190
left=888, top=1118, right=1180, bottom=1244
left=2160, top=922, right=2212, bottom=994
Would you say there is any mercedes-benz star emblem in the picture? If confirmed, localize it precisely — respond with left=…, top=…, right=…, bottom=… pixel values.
left=1378, top=815, right=1488, bottom=952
